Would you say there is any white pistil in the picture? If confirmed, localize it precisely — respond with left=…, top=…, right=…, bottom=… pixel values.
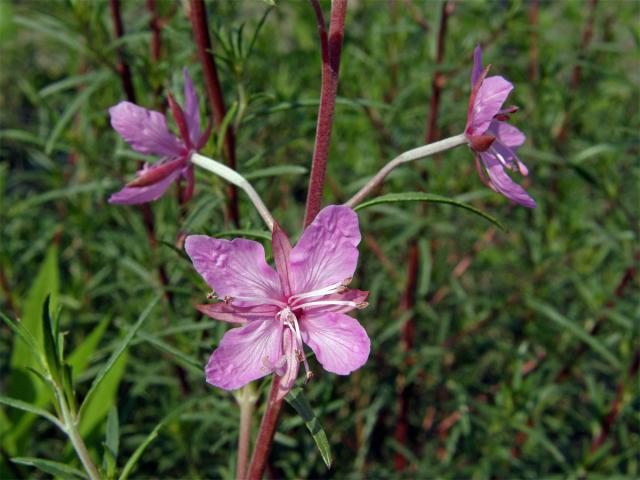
left=279, top=308, right=312, bottom=382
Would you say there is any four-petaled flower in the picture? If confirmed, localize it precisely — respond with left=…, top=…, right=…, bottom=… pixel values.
left=109, top=68, right=210, bottom=205
left=185, top=205, right=371, bottom=396
left=465, top=46, right=536, bottom=208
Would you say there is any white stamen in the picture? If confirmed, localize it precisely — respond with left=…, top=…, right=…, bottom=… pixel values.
left=288, top=280, right=346, bottom=305
left=295, top=300, right=367, bottom=310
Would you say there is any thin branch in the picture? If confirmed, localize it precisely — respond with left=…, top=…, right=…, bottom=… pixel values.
left=303, top=0, right=348, bottom=227
left=190, top=0, right=240, bottom=226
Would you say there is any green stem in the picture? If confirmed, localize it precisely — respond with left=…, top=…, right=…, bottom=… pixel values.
left=190, top=153, right=275, bottom=231
left=235, top=385, right=257, bottom=480
left=344, top=133, right=468, bottom=208
left=55, top=387, right=101, bottom=480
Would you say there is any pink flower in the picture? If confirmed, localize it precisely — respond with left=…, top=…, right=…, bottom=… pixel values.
left=185, top=205, right=370, bottom=395
left=108, top=68, right=210, bottom=205
left=465, top=46, right=536, bottom=208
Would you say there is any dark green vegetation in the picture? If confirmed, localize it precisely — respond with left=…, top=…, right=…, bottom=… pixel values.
left=1, top=0, right=638, bottom=478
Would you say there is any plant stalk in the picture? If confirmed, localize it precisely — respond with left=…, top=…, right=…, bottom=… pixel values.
left=55, top=388, right=101, bottom=480
left=344, top=133, right=467, bottom=208
left=303, top=0, right=348, bottom=227
left=190, top=0, right=240, bottom=226
left=247, top=376, right=286, bottom=480
left=236, top=386, right=257, bottom=480
left=191, top=153, right=274, bottom=231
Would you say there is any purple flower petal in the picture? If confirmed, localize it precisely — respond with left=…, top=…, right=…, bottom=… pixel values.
left=468, top=76, right=513, bottom=136
left=471, top=45, right=483, bottom=87
left=290, top=205, right=361, bottom=293
left=272, top=222, right=293, bottom=297
left=493, top=121, right=526, bottom=149
left=182, top=68, right=201, bottom=147
left=300, top=312, right=370, bottom=375
left=480, top=151, right=536, bottom=208
left=108, top=167, right=181, bottom=204
left=184, top=236, right=282, bottom=304
left=109, top=101, right=184, bottom=157
left=196, top=302, right=279, bottom=324
left=206, top=319, right=283, bottom=390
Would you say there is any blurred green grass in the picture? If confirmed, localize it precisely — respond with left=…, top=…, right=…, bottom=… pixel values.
left=1, top=0, right=638, bottom=478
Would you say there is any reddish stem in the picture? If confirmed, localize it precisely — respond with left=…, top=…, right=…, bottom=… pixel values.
left=528, top=0, right=539, bottom=82
left=393, top=243, right=419, bottom=471
left=146, top=0, right=162, bottom=62
left=425, top=1, right=454, bottom=144
left=247, top=376, right=286, bottom=480
left=394, top=3, right=454, bottom=470
left=108, top=0, right=137, bottom=104
left=591, top=350, right=640, bottom=452
left=556, top=0, right=598, bottom=142
left=303, top=0, right=348, bottom=228
left=189, top=0, right=240, bottom=226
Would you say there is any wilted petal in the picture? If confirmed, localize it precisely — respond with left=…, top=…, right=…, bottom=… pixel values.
left=184, top=236, right=282, bottom=304
left=468, top=76, right=513, bottom=136
left=206, top=319, right=283, bottom=390
left=182, top=68, right=201, bottom=147
left=196, top=302, right=279, bottom=324
left=109, top=101, right=184, bottom=156
left=480, top=151, right=536, bottom=208
left=471, top=45, right=483, bottom=87
left=300, top=312, right=370, bottom=375
left=290, top=205, right=361, bottom=293
left=108, top=168, right=181, bottom=204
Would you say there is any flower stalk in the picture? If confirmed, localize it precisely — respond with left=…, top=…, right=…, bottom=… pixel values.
left=235, top=385, right=258, bottom=480
left=190, top=153, right=274, bottom=231
left=344, top=133, right=468, bottom=208
left=190, top=0, right=240, bottom=226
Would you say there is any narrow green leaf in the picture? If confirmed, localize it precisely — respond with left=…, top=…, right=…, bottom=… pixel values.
left=78, top=296, right=159, bottom=420
left=41, top=296, right=61, bottom=383
left=213, top=229, right=271, bottom=242
left=353, top=192, right=506, bottom=231
left=45, top=76, right=106, bottom=154
left=0, top=312, right=40, bottom=359
left=78, top=352, right=127, bottom=438
left=67, top=316, right=111, bottom=375
left=5, top=245, right=59, bottom=451
left=526, top=297, right=621, bottom=369
left=285, top=388, right=332, bottom=469
left=103, top=407, right=119, bottom=479
left=12, top=456, right=87, bottom=479
left=118, top=400, right=196, bottom=480
left=0, top=396, right=64, bottom=431
left=215, top=101, right=239, bottom=156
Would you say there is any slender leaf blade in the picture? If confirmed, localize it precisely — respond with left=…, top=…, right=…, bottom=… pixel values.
left=353, top=192, right=506, bottom=230
left=285, top=388, right=332, bottom=469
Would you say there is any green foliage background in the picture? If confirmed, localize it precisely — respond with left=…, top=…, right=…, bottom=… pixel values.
left=1, top=0, right=638, bottom=478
